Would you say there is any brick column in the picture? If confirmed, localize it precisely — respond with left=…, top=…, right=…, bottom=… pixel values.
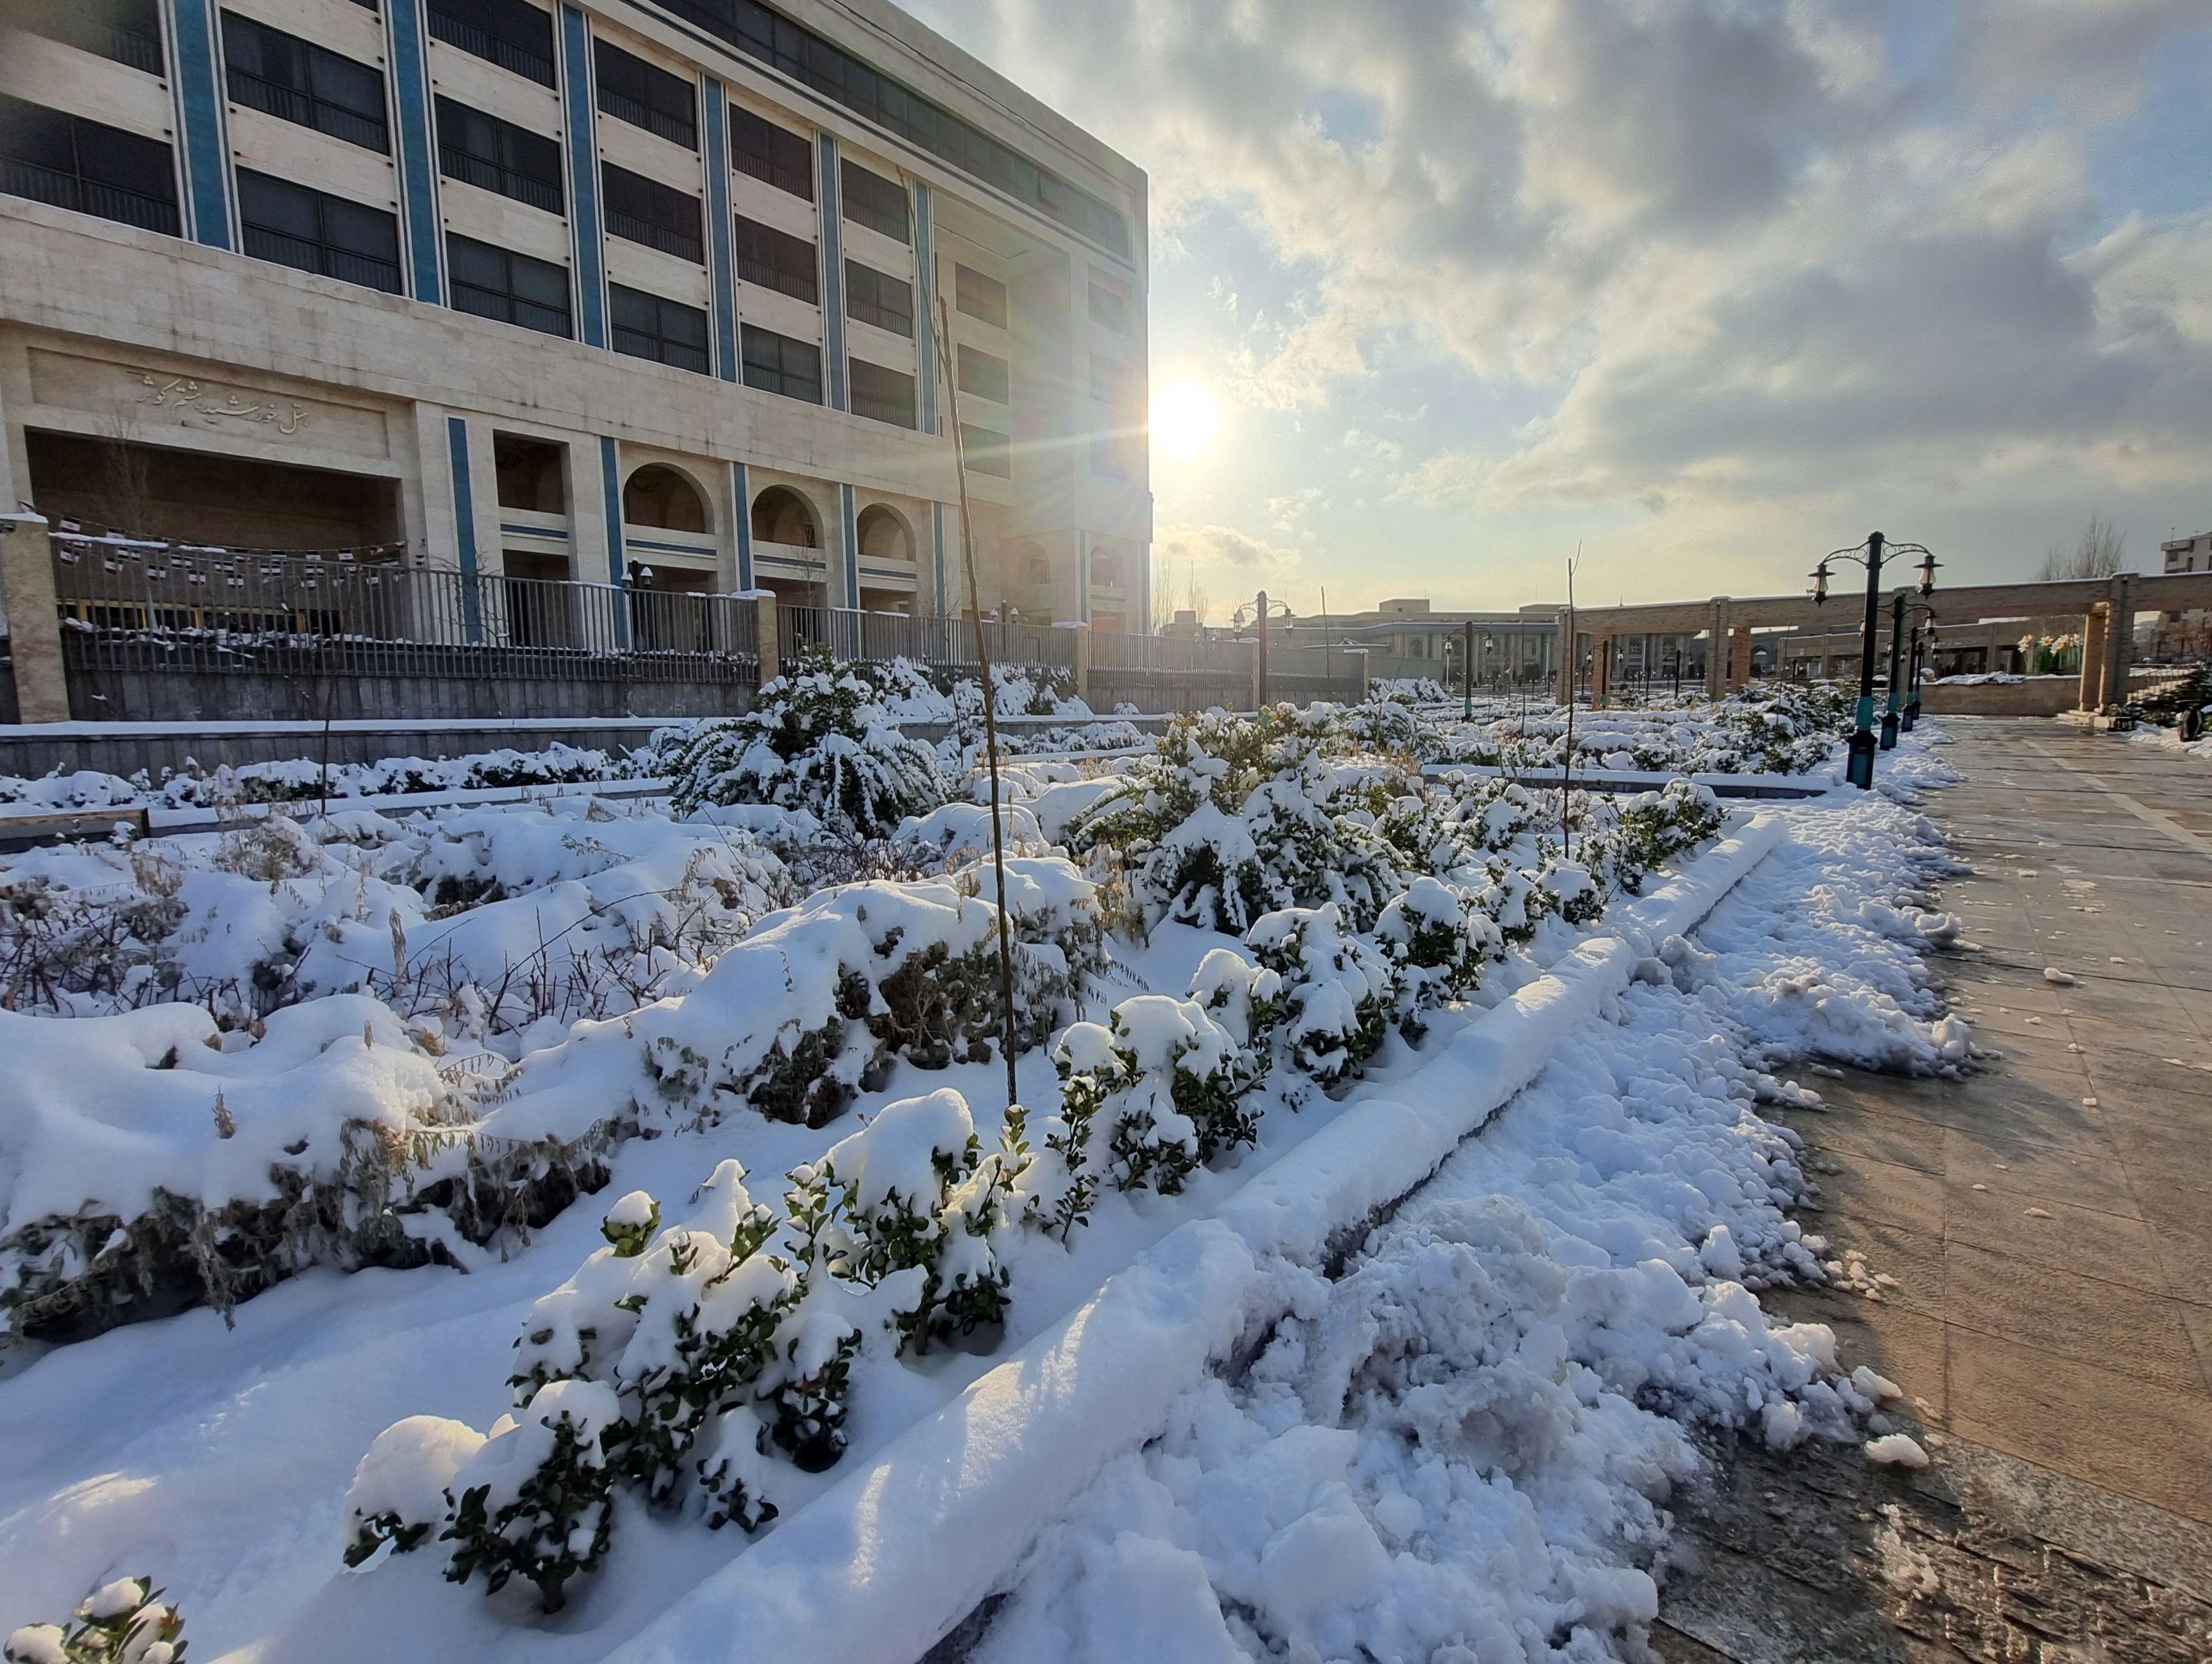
left=1, top=519, right=70, bottom=722
left=2107, top=573, right=2134, bottom=707
left=1069, top=620, right=1092, bottom=705
left=1729, top=623, right=1754, bottom=691
left=1706, top=600, right=1729, bottom=700
left=1554, top=607, right=1574, bottom=705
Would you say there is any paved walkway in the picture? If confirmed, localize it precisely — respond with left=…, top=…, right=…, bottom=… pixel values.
left=1657, top=718, right=2212, bottom=1663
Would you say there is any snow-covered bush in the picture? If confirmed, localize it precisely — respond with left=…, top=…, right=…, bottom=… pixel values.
left=442, top=1377, right=621, bottom=1612
left=653, top=650, right=947, bottom=834
left=0, top=996, right=612, bottom=1342
left=1244, top=903, right=1400, bottom=1087
left=1039, top=996, right=1263, bottom=1216
left=809, top=1088, right=1016, bottom=1350
left=1593, top=779, right=1727, bottom=894
left=344, top=1415, right=488, bottom=1566
left=1374, top=876, right=1502, bottom=1032
left=4, top=1576, right=186, bottom=1664
left=1075, top=712, right=1407, bottom=933
left=593, top=870, right=1096, bottom=1129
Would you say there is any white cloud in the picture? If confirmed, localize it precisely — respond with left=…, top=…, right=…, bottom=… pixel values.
left=912, top=0, right=2212, bottom=596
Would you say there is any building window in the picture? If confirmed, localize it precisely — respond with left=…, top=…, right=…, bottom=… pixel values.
left=1090, top=351, right=1133, bottom=403
left=654, top=0, right=1129, bottom=258
left=426, top=0, right=556, bottom=89
left=1087, top=279, right=1127, bottom=332
left=237, top=169, right=402, bottom=292
left=849, top=359, right=914, bottom=428
left=434, top=97, right=562, bottom=214
left=741, top=324, right=821, bottom=403
left=961, top=424, right=1010, bottom=477
left=222, top=13, right=390, bottom=153
left=844, top=260, right=912, bottom=337
left=610, top=283, right=710, bottom=373
left=839, top=160, right=908, bottom=242
left=957, top=344, right=1009, bottom=404
left=601, top=162, right=703, bottom=262
left=448, top=233, right=571, bottom=336
left=732, top=214, right=817, bottom=303
left=0, top=94, right=179, bottom=236
left=955, top=262, right=1007, bottom=329
left=12, top=0, right=165, bottom=76
left=727, top=104, right=812, bottom=201
left=594, top=40, right=696, bottom=150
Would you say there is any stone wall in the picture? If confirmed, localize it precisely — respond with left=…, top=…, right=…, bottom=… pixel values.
left=1918, top=678, right=2082, bottom=717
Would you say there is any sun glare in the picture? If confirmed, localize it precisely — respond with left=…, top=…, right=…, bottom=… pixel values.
left=1150, top=381, right=1219, bottom=462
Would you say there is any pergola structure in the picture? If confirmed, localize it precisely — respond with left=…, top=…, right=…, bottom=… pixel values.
left=1555, top=570, right=2212, bottom=711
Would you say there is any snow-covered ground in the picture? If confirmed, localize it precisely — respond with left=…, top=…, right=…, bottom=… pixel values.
left=0, top=687, right=1970, bottom=1663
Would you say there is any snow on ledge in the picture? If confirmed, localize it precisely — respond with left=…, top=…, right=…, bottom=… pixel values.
left=605, top=814, right=1790, bottom=1664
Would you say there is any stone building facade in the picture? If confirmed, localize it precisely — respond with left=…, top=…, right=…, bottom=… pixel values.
left=0, top=0, right=1151, bottom=632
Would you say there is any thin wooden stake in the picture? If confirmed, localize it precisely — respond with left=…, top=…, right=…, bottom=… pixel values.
left=932, top=287, right=1022, bottom=1114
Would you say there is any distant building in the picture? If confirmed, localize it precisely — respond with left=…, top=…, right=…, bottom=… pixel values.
left=2154, top=530, right=2212, bottom=656
left=1282, top=596, right=1561, bottom=686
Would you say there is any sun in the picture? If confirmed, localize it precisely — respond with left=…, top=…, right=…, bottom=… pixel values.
left=1150, top=381, right=1219, bottom=463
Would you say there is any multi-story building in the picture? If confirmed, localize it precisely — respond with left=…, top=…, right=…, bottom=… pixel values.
left=1282, top=597, right=1561, bottom=685
left=0, top=0, right=1150, bottom=634
left=2152, top=529, right=2212, bottom=657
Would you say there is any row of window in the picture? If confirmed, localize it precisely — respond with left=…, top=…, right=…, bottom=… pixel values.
left=13, top=0, right=1132, bottom=272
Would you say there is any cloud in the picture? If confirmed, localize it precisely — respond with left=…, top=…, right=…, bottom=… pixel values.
left=1153, top=523, right=1303, bottom=618
left=913, top=0, right=2212, bottom=593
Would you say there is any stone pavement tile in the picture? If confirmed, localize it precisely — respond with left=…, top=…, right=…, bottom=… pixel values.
left=1947, top=1328, right=2212, bottom=1524
left=2113, top=1124, right=2212, bottom=1194
left=1934, top=1091, right=2115, bottom=1159
left=1944, top=1184, right=2170, bottom=1296
left=1782, top=1106, right=1944, bottom=1175
left=1943, top=1132, right=2136, bottom=1218
left=2149, top=1225, right=2212, bottom=1316
left=1942, top=1238, right=2205, bottom=1397
left=2182, top=1303, right=2212, bottom=1397
left=1814, top=1216, right=1947, bottom=1318
left=1768, top=1288, right=1948, bottom=1424
left=1803, top=1156, right=1947, bottom=1238
left=2129, top=1173, right=2212, bottom=1241
left=1961, top=1032, right=2094, bottom=1087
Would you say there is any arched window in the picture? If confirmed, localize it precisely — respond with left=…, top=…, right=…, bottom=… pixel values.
left=623, top=464, right=708, bottom=532
left=1090, top=548, right=1120, bottom=586
left=855, top=504, right=911, bottom=563
left=751, top=485, right=818, bottom=548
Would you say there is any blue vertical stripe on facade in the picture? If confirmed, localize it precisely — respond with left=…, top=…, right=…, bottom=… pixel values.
left=599, top=435, right=625, bottom=584
left=838, top=483, right=859, bottom=606
left=701, top=80, right=739, bottom=379
left=165, top=0, right=232, bottom=248
left=913, top=181, right=938, bottom=434
left=732, top=460, right=754, bottom=589
left=384, top=0, right=444, bottom=301
left=446, top=417, right=483, bottom=641
left=816, top=135, right=848, bottom=412
left=932, top=501, right=947, bottom=614
left=560, top=4, right=607, bottom=347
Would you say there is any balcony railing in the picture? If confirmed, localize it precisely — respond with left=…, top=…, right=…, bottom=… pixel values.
left=778, top=606, right=1077, bottom=672
left=51, top=538, right=757, bottom=684
left=1, top=158, right=180, bottom=236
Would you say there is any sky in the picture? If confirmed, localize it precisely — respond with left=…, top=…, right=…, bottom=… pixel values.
left=901, top=0, right=2212, bottom=620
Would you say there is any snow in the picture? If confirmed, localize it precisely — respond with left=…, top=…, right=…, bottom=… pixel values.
left=0, top=693, right=1971, bottom=1664
left=1864, top=1433, right=1931, bottom=1468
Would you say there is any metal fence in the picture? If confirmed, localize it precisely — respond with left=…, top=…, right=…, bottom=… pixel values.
left=778, top=605, right=1077, bottom=671
left=51, top=537, right=757, bottom=684
left=1090, top=630, right=1254, bottom=675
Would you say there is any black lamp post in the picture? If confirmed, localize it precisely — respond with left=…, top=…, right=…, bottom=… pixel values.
left=1813, top=532, right=1938, bottom=789
left=1901, top=603, right=1936, bottom=730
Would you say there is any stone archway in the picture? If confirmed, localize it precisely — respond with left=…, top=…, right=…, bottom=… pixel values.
left=622, top=464, right=710, bottom=532
left=751, top=485, right=819, bottom=547
left=855, top=503, right=912, bottom=564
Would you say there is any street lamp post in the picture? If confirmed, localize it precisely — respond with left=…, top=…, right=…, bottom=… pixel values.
left=1900, top=603, right=1936, bottom=731
left=1813, top=532, right=1938, bottom=789
left=1881, top=590, right=1907, bottom=750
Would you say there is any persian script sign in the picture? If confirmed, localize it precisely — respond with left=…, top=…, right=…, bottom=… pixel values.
left=135, top=373, right=309, bottom=435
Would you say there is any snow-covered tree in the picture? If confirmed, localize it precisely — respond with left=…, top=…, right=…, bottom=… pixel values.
left=1244, top=903, right=1399, bottom=1087
left=442, top=1377, right=621, bottom=1612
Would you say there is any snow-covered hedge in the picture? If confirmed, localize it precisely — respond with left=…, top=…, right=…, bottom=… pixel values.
left=0, top=996, right=614, bottom=1341
left=607, top=866, right=1096, bottom=1127
left=347, top=1093, right=1025, bottom=1612
left=653, top=653, right=948, bottom=834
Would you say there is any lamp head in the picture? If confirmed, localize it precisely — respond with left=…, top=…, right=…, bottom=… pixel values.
left=1918, top=549, right=1938, bottom=597
left=1811, top=561, right=1830, bottom=605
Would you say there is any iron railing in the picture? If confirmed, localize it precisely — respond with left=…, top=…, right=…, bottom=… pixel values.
left=51, top=539, right=757, bottom=684
left=777, top=606, right=1076, bottom=671
left=1089, top=630, right=1253, bottom=676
